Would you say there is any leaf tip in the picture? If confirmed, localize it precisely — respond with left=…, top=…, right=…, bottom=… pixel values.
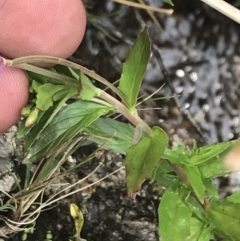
left=128, top=192, right=137, bottom=200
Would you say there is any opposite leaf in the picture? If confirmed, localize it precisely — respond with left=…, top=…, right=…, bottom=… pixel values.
left=188, top=217, right=212, bottom=241
left=85, top=118, right=135, bottom=154
left=151, top=160, right=180, bottom=187
left=118, top=27, right=151, bottom=111
left=79, top=73, right=101, bottom=100
left=158, top=186, right=192, bottom=241
left=181, top=165, right=205, bottom=203
left=206, top=199, right=240, bottom=240
left=36, top=83, right=65, bottom=111
left=125, top=126, right=168, bottom=197
left=199, top=157, right=230, bottom=179
left=186, top=141, right=234, bottom=166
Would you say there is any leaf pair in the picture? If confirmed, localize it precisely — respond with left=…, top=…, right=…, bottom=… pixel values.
left=157, top=141, right=234, bottom=202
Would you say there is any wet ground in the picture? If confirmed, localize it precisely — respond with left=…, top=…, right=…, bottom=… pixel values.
left=4, top=0, right=240, bottom=240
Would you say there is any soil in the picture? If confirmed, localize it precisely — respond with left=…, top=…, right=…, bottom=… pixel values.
left=2, top=0, right=240, bottom=240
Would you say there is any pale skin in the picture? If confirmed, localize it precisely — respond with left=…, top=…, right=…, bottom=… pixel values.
left=0, top=0, right=87, bottom=133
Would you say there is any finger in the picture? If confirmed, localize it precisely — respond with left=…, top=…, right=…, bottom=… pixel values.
left=0, top=0, right=86, bottom=59
left=224, top=142, right=240, bottom=172
left=0, top=66, right=29, bottom=133
left=0, top=0, right=86, bottom=133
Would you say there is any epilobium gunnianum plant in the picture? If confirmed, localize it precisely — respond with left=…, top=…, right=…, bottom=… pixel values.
left=1, top=27, right=240, bottom=241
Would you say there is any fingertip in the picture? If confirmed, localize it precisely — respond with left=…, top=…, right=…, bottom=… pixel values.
left=0, top=0, right=86, bottom=59
left=0, top=66, right=29, bottom=133
left=224, top=142, right=240, bottom=173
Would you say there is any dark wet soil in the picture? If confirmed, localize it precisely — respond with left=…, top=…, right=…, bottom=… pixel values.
left=8, top=0, right=240, bottom=240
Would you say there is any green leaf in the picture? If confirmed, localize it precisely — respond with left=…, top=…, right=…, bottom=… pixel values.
left=206, top=199, right=240, bottom=240
left=162, top=148, right=182, bottom=165
left=125, top=126, right=168, bottom=197
left=203, top=179, right=219, bottom=199
left=163, top=138, right=190, bottom=165
left=188, top=217, right=212, bottom=241
left=52, top=88, right=74, bottom=101
left=24, top=100, right=114, bottom=163
left=151, top=160, right=180, bottom=187
left=158, top=186, right=192, bottom=241
left=186, top=141, right=234, bottom=166
left=85, top=118, right=135, bottom=154
left=199, top=157, right=230, bottom=179
left=36, top=83, right=65, bottom=111
left=154, top=173, right=181, bottom=187
left=79, top=73, right=101, bottom=100
left=225, top=191, right=240, bottom=204
left=162, top=0, right=174, bottom=6
left=53, top=65, right=80, bottom=80
left=118, top=28, right=151, bottom=110
left=182, top=165, right=205, bottom=203
left=151, top=160, right=172, bottom=180
left=31, top=80, right=42, bottom=92
left=186, top=196, right=207, bottom=224
left=164, top=140, right=234, bottom=168
left=19, top=88, right=78, bottom=149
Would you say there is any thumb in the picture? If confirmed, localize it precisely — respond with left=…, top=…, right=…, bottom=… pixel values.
left=0, top=65, right=29, bottom=133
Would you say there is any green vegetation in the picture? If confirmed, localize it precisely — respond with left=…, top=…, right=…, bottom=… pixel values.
left=1, top=11, right=240, bottom=241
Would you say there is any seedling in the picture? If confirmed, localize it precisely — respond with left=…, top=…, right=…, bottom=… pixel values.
left=70, top=203, right=84, bottom=241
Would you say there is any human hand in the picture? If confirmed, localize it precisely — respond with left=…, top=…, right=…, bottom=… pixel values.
left=0, top=0, right=86, bottom=133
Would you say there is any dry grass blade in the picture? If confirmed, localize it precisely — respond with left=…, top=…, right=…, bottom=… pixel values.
left=20, top=165, right=124, bottom=225
left=201, top=0, right=240, bottom=24
left=110, top=0, right=174, bottom=15
left=136, top=84, right=165, bottom=106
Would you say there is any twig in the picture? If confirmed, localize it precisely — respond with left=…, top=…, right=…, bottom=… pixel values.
left=111, top=0, right=173, bottom=15
left=2, top=56, right=127, bottom=103
left=152, top=44, right=209, bottom=143
left=99, top=90, right=152, bottom=134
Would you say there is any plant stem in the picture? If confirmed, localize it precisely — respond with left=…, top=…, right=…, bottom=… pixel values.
left=2, top=55, right=152, bottom=134
left=16, top=63, right=79, bottom=87
left=3, top=56, right=127, bottom=103
left=100, top=90, right=152, bottom=134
